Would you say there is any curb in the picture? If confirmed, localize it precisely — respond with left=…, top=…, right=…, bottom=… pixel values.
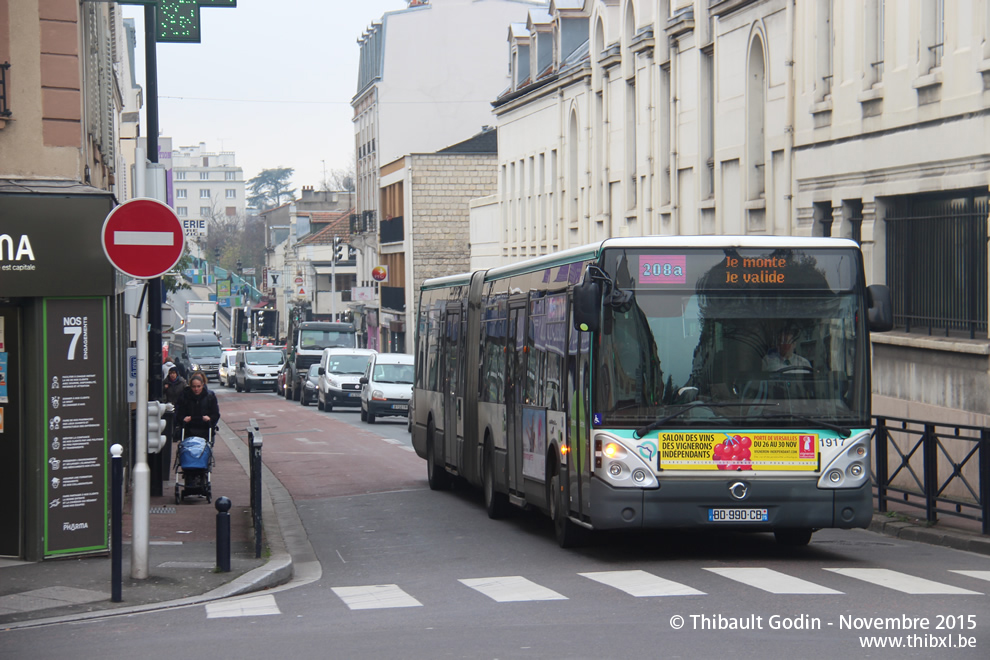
left=868, top=514, right=990, bottom=556
left=0, top=420, right=296, bottom=631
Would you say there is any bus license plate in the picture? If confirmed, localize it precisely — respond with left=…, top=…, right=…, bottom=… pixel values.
left=708, top=508, right=768, bottom=522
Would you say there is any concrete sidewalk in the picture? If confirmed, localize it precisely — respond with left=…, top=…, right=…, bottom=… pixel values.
left=0, top=418, right=297, bottom=629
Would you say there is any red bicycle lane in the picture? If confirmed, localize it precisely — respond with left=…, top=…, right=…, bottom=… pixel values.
left=213, top=389, right=427, bottom=501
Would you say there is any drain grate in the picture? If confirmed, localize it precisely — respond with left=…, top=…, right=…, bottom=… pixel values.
left=150, top=506, right=176, bottom=514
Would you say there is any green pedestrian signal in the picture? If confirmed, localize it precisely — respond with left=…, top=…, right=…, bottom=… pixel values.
left=157, top=0, right=237, bottom=44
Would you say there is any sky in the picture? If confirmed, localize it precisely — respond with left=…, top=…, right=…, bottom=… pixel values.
left=122, top=0, right=410, bottom=191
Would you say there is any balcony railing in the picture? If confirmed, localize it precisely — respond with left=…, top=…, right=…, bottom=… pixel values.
left=379, top=215, right=404, bottom=244
left=350, top=210, right=377, bottom=235
left=381, top=286, right=405, bottom=312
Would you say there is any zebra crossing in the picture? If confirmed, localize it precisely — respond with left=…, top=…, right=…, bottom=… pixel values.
left=207, top=566, right=988, bottom=618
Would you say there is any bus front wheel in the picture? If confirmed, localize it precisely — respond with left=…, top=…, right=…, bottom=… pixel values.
left=774, top=528, right=813, bottom=546
left=549, top=472, right=588, bottom=548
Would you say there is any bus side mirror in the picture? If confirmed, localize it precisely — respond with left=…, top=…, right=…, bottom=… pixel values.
left=573, top=274, right=602, bottom=333
left=867, top=284, right=893, bottom=332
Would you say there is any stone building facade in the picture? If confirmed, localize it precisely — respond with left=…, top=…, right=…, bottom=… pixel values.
left=484, top=0, right=990, bottom=429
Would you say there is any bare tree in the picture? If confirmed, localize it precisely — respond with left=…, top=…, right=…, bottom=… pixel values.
left=321, top=156, right=356, bottom=192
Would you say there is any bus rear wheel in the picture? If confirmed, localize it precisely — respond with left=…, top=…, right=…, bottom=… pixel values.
left=483, top=438, right=509, bottom=519
left=549, top=472, right=588, bottom=548
left=774, top=528, right=813, bottom=546
left=426, top=421, right=451, bottom=491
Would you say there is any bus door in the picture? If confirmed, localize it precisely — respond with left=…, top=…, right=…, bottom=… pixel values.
left=505, top=303, right=527, bottom=494
left=442, top=305, right=462, bottom=468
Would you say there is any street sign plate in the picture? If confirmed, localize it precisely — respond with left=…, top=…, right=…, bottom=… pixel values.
left=101, top=198, right=185, bottom=279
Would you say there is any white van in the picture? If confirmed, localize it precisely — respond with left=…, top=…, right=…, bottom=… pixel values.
left=234, top=348, right=284, bottom=392
left=359, top=352, right=414, bottom=423
left=317, top=348, right=377, bottom=411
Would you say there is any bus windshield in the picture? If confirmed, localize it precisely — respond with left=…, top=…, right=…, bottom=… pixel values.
left=595, top=247, right=868, bottom=429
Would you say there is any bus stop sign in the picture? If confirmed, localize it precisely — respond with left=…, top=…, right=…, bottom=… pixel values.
left=101, top=198, right=185, bottom=279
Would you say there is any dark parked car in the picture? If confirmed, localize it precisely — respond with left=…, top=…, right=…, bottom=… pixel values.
left=300, top=363, right=321, bottom=406
left=276, top=362, right=289, bottom=397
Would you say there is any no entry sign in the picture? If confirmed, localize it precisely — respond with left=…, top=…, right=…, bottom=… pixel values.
left=101, top=198, right=185, bottom=279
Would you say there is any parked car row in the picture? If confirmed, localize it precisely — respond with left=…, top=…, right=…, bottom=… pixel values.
left=224, top=345, right=414, bottom=428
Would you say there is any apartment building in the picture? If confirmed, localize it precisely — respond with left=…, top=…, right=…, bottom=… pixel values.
left=486, top=0, right=990, bottom=428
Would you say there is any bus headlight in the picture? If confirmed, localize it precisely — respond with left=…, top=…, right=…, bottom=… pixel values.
left=818, top=431, right=871, bottom=489
left=593, top=433, right=657, bottom=489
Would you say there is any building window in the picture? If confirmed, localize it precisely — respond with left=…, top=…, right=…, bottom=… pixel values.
left=176, top=206, right=188, bottom=216
left=200, top=171, right=209, bottom=180
left=865, top=0, right=885, bottom=86
left=225, top=171, right=235, bottom=181
left=701, top=46, right=715, bottom=199
left=226, top=207, right=236, bottom=216
left=176, top=189, right=187, bottom=199
left=200, top=206, right=211, bottom=217
left=885, top=193, right=988, bottom=338
left=175, top=171, right=186, bottom=180
left=816, top=0, right=833, bottom=101
left=200, top=189, right=210, bottom=198
left=225, top=189, right=236, bottom=199
left=930, top=0, right=944, bottom=70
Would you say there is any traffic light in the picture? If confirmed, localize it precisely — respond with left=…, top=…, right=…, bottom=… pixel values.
left=333, top=236, right=345, bottom=263
left=214, top=246, right=220, bottom=260
left=147, top=401, right=172, bottom=454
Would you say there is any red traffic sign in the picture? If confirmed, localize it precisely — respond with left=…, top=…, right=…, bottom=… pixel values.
left=101, top=198, right=185, bottom=279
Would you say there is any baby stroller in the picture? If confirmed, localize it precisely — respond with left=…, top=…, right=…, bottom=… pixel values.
left=174, top=426, right=215, bottom=504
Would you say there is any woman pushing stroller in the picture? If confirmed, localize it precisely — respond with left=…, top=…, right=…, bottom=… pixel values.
left=173, top=372, right=220, bottom=503
left=175, top=372, right=220, bottom=440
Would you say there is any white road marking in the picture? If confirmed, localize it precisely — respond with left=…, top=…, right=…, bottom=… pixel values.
left=459, top=576, right=567, bottom=602
left=332, top=584, right=422, bottom=610
left=705, top=567, right=843, bottom=594
left=113, top=230, right=173, bottom=246
left=826, top=568, right=982, bottom=594
left=205, top=594, right=281, bottom=618
left=294, top=437, right=327, bottom=446
left=580, top=570, right=705, bottom=597
left=950, top=570, right=990, bottom=583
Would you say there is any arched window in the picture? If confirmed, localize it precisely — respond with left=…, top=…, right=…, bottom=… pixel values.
left=746, top=34, right=766, bottom=201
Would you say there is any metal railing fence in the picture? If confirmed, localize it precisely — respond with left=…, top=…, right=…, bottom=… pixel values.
left=872, top=415, right=990, bottom=534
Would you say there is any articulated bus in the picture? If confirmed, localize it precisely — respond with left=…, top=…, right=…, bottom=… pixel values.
left=411, top=237, right=892, bottom=547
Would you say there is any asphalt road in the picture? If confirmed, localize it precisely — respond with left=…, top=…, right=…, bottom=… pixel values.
left=4, top=388, right=990, bottom=659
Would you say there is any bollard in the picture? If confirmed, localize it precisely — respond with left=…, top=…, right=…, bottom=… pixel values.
left=215, top=496, right=231, bottom=573
left=247, top=419, right=263, bottom=558
left=111, top=443, right=124, bottom=602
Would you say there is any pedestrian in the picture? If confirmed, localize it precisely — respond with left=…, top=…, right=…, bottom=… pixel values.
left=175, top=372, right=220, bottom=441
left=162, top=362, right=186, bottom=405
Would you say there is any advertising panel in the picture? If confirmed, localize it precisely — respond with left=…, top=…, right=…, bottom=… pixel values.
left=654, top=431, right=818, bottom=471
left=0, top=194, right=114, bottom=297
left=43, top=298, right=108, bottom=556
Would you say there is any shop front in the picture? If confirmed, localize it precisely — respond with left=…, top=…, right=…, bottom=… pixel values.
left=0, top=186, right=129, bottom=560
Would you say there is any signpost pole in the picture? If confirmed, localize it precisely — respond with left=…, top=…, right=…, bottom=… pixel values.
left=131, top=282, right=150, bottom=579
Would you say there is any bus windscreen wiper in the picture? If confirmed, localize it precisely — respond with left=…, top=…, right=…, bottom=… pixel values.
left=633, top=402, right=777, bottom=438
left=752, top=411, right=852, bottom=438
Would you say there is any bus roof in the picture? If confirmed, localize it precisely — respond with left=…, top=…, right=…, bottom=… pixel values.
left=420, top=235, right=861, bottom=290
